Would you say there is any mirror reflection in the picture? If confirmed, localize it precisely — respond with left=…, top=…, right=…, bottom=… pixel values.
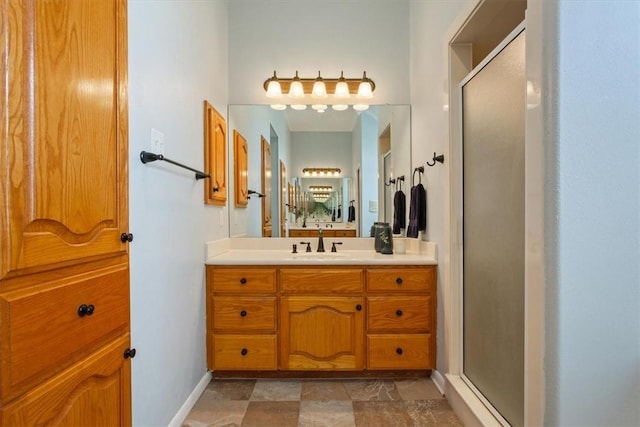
left=227, top=105, right=411, bottom=238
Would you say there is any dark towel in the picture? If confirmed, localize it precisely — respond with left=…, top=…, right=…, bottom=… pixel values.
left=348, top=205, right=356, bottom=222
left=407, top=183, right=426, bottom=238
left=337, top=207, right=341, bottom=219
left=392, top=190, right=406, bottom=234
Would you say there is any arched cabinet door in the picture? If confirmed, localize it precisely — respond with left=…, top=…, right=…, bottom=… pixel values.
left=1, top=0, right=129, bottom=279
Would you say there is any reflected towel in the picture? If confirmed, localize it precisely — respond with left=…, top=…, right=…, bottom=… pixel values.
left=392, top=190, right=406, bottom=234
left=407, top=183, right=426, bottom=238
left=348, top=205, right=356, bottom=222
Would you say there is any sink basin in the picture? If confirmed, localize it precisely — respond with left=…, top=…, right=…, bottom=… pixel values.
left=288, top=252, right=350, bottom=261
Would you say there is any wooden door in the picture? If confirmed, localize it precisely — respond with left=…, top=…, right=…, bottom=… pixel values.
left=261, top=136, right=272, bottom=237
left=280, top=297, right=364, bottom=370
left=1, top=335, right=131, bottom=426
left=233, top=130, right=248, bottom=207
left=1, top=0, right=129, bottom=278
left=204, top=101, right=227, bottom=205
left=280, top=161, right=286, bottom=237
left=1, top=0, right=131, bottom=421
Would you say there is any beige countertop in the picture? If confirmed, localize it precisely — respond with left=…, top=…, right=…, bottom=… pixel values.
left=205, top=237, right=437, bottom=266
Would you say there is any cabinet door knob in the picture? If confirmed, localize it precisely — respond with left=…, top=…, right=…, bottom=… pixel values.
left=240, top=348, right=248, bottom=356
left=355, top=304, right=362, bottom=311
left=124, top=348, right=137, bottom=359
left=396, top=347, right=404, bottom=355
left=396, top=309, right=403, bottom=317
left=240, top=310, right=247, bottom=317
left=77, top=304, right=88, bottom=317
left=86, top=304, right=95, bottom=316
left=239, top=277, right=247, bottom=285
left=120, top=233, right=134, bottom=243
left=212, top=186, right=219, bottom=193
left=396, top=277, right=403, bottom=285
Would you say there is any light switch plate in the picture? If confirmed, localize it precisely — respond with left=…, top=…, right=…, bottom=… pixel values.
left=368, top=200, right=378, bottom=213
left=150, top=128, right=165, bottom=155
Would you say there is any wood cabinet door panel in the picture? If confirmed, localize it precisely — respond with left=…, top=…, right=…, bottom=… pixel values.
left=366, top=267, right=436, bottom=293
left=0, top=264, right=130, bottom=400
left=1, top=334, right=131, bottom=426
left=204, top=102, right=227, bottom=205
left=281, top=297, right=364, bottom=370
left=280, top=269, right=363, bottom=293
left=367, top=334, right=433, bottom=370
left=367, top=296, right=432, bottom=332
left=1, top=0, right=128, bottom=279
left=233, top=130, right=249, bottom=206
left=213, top=297, right=276, bottom=332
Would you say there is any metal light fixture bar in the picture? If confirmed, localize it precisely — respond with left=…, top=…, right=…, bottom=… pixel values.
left=263, top=71, right=375, bottom=96
left=309, top=185, right=333, bottom=192
left=302, top=167, right=341, bottom=177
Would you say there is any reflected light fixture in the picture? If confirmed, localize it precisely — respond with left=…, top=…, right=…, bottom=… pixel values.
left=264, top=70, right=375, bottom=112
left=302, top=167, right=341, bottom=177
left=290, top=104, right=307, bottom=111
left=309, top=185, right=333, bottom=192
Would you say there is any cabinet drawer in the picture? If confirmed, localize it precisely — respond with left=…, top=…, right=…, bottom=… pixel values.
left=367, top=334, right=433, bottom=370
left=213, top=334, right=277, bottom=370
left=0, top=266, right=129, bottom=400
left=367, top=296, right=431, bottom=332
left=280, top=268, right=363, bottom=293
left=366, top=267, right=435, bottom=293
left=209, top=267, right=276, bottom=293
left=333, top=230, right=356, bottom=237
left=213, top=297, right=276, bottom=332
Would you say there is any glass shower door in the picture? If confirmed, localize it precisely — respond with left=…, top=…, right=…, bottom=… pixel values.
left=461, top=28, right=525, bottom=426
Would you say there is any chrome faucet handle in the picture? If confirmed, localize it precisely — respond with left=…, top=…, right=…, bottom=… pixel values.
left=300, top=241, right=312, bottom=252
left=331, top=242, right=343, bottom=253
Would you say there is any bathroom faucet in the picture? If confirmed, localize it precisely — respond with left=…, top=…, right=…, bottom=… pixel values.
left=316, top=229, right=325, bottom=252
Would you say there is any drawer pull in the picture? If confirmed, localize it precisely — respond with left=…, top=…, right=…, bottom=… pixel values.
left=124, top=348, right=137, bottom=359
left=240, top=310, right=247, bottom=317
left=240, top=348, right=248, bottom=356
left=77, top=304, right=88, bottom=317
left=396, top=277, right=403, bottom=285
left=86, top=304, right=95, bottom=316
left=120, top=232, right=134, bottom=243
left=396, top=347, right=404, bottom=356
left=355, top=304, right=362, bottom=311
left=240, top=278, right=247, bottom=285
left=396, top=309, right=403, bottom=317
left=77, top=304, right=96, bottom=317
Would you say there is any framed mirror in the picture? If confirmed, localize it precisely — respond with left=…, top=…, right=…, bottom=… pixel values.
left=227, top=105, right=411, bottom=238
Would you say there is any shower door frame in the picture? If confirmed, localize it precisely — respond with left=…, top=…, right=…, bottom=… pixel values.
left=455, top=21, right=527, bottom=427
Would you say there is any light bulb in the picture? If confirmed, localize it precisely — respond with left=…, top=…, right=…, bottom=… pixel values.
left=312, top=71, right=327, bottom=98
left=270, top=104, right=287, bottom=110
left=290, top=104, right=307, bottom=111
left=265, top=71, right=282, bottom=98
left=334, top=71, right=350, bottom=98
left=332, top=104, right=348, bottom=111
left=357, top=71, right=373, bottom=99
left=288, top=71, right=304, bottom=98
left=353, top=104, right=369, bottom=111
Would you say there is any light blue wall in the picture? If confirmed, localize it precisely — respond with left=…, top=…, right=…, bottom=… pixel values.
left=128, top=1, right=228, bottom=425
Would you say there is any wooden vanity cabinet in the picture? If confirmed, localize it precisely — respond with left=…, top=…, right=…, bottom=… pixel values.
left=207, top=268, right=277, bottom=370
left=205, top=264, right=436, bottom=374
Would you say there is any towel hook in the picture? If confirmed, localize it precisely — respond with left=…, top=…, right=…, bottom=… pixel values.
left=385, top=178, right=396, bottom=187
left=395, top=175, right=405, bottom=191
left=426, top=152, right=445, bottom=167
left=412, top=166, right=424, bottom=186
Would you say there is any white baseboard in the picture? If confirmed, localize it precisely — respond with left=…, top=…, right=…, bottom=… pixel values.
left=168, top=371, right=212, bottom=427
left=431, top=369, right=446, bottom=395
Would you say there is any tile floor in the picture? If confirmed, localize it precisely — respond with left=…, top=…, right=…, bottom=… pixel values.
left=183, top=377, right=463, bottom=427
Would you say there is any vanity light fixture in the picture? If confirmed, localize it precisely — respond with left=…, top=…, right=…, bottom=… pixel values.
left=309, top=185, right=333, bottom=192
left=302, top=167, right=341, bottom=177
left=264, top=70, right=375, bottom=111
